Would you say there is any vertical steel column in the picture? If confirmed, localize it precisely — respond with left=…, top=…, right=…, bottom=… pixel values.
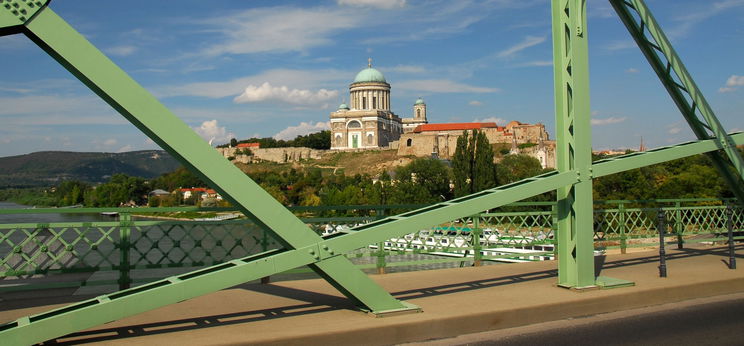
left=552, top=0, right=596, bottom=289
left=610, top=0, right=744, bottom=205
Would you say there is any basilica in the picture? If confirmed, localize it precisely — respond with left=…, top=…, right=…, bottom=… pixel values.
left=329, top=59, right=555, bottom=168
left=330, top=59, right=426, bottom=150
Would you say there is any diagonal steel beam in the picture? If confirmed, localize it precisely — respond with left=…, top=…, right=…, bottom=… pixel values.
left=609, top=0, right=744, bottom=204
left=6, top=4, right=411, bottom=315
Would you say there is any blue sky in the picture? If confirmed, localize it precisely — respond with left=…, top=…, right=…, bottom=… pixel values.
left=0, top=0, right=742, bottom=157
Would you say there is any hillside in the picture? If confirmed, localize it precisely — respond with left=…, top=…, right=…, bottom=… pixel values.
left=0, top=150, right=180, bottom=187
left=235, top=149, right=415, bottom=177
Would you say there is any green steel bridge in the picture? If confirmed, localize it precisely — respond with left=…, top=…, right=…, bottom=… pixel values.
left=1, top=0, right=743, bottom=344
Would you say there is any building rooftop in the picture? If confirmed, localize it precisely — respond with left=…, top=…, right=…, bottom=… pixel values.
left=412, top=122, right=499, bottom=133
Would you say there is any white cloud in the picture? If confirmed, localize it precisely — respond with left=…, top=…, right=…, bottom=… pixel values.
left=234, top=82, right=338, bottom=105
left=670, top=1, right=744, bottom=38
left=273, top=121, right=330, bottom=140
left=192, top=119, right=234, bottom=144
left=105, top=45, right=137, bottom=57
left=469, top=100, right=483, bottom=106
left=200, top=7, right=358, bottom=56
left=0, top=95, right=124, bottom=125
left=497, top=36, right=546, bottom=59
left=718, top=75, right=744, bottom=93
left=725, top=75, right=744, bottom=86
left=103, top=138, right=118, bottom=146
left=473, top=117, right=507, bottom=125
left=337, top=0, right=406, bottom=9
left=396, top=79, right=500, bottom=93
left=591, top=117, right=627, bottom=126
left=155, top=68, right=348, bottom=99
left=117, top=145, right=133, bottom=153
left=626, top=68, right=639, bottom=74
left=668, top=127, right=682, bottom=134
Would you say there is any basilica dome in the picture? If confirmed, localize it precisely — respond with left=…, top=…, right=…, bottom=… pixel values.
left=353, top=67, right=386, bottom=84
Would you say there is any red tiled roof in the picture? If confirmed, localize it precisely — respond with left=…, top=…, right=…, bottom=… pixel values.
left=236, top=142, right=260, bottom=148
left=412, top=122, right=499, bottom=133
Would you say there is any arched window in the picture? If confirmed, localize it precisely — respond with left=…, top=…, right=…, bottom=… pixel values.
left=347, top=120, right=362, bottom=129
left=416, top=109, right=421, bottom=118
left=406, top=138, right=413, bottom=147
left=367, top=133, right=374, bottom=145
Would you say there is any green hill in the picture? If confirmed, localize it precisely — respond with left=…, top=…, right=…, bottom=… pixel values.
left=0, top=150, right=180, bottom=188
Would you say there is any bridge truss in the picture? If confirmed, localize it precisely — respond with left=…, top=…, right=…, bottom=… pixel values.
left=0, top=0, right=742, bottom=344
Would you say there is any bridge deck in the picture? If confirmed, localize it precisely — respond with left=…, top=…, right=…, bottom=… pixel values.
left=2, top=245, right=743, bottom=345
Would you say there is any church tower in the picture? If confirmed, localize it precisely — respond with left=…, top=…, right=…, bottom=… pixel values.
left=402, top=97, right=429, bottom=132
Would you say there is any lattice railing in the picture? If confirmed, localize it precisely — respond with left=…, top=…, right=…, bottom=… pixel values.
left=1, top=200, right=742, bottom=292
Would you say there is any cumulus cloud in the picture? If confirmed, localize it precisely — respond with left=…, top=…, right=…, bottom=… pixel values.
left=155, top=68, right=348, bottom=100
left=273, top=122, right=330, bottom=140
left=473, top=117, right=507, bottom=125
left=719, top=74, right=744, bottom=93
left=591, top=117, right=627, bottom=126
left=469, top=100, right=483, bottom=106
left=626, top=68, right=639, bottom=74
left=234, top=82, right=338, bottom=105
left=396, top=79, right=500, bottom=93
left=337, top=0, right=406, bottom=9
left=192, top=119, right=234, bottom=144
left=103, top=138, right=118, bottom=146
left=497, top=36, right=546, bottom=58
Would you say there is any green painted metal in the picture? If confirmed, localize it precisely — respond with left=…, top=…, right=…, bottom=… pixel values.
left=0, top=0, right=742, bottom=343
left=19, top=5, right=411, bottom=315
left=551, top=0, right=596, bottom=289
left=0, top=0, right=47, bottom=35
left=609, top=0, right=744, bottom=204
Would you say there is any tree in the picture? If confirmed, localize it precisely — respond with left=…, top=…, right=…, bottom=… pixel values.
left=394, top=158, right=451, bottom=201
left=452, top=129, right=496, bottom=197
left=230, top=138, right=238, bottom=147
left=496, top=154, right=544, bottom=185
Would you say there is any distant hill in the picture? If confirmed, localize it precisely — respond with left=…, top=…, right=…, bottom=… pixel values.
left=0, top=150, right=181, bottom=188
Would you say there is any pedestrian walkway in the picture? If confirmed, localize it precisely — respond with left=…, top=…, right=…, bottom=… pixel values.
left=2, top=245, right=742, bottom=345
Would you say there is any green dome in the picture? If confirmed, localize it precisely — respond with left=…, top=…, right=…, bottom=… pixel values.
left=338, top=103, right=350, bottom=110
left=353, top=67, right=386, bottom=84
left=414, top=97, right=425, bottom=105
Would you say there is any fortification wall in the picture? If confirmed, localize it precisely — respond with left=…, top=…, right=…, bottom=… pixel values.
left=217, top=147, right=324, bottom=163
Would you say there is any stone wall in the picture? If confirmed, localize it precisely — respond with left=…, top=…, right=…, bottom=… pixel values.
left=217, top=147, right=324, bottom=163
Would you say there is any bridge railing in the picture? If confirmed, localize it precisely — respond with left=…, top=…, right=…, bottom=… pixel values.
left=0, top=198, right=741, bottom=293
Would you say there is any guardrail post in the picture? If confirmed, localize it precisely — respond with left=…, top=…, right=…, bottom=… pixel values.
left=619, top=202, right=627, bottom=254
left=376, top=241, right=387, bottom=274
left=657, top=209, right=667, bottom=278
left=472, top=215, right=482, bottom=267
left=727, top=205, right=736, bottom=270
left=260, top=228, right=271, bottom=284
left=118, top=212, right=132, bottom=290
left=675, top=201, right=684, bottom=249
left=551, top=204, right=559, bottom=260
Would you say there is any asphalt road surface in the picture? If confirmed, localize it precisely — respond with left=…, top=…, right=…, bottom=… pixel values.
left=406, top=292, right=744, bottom=346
